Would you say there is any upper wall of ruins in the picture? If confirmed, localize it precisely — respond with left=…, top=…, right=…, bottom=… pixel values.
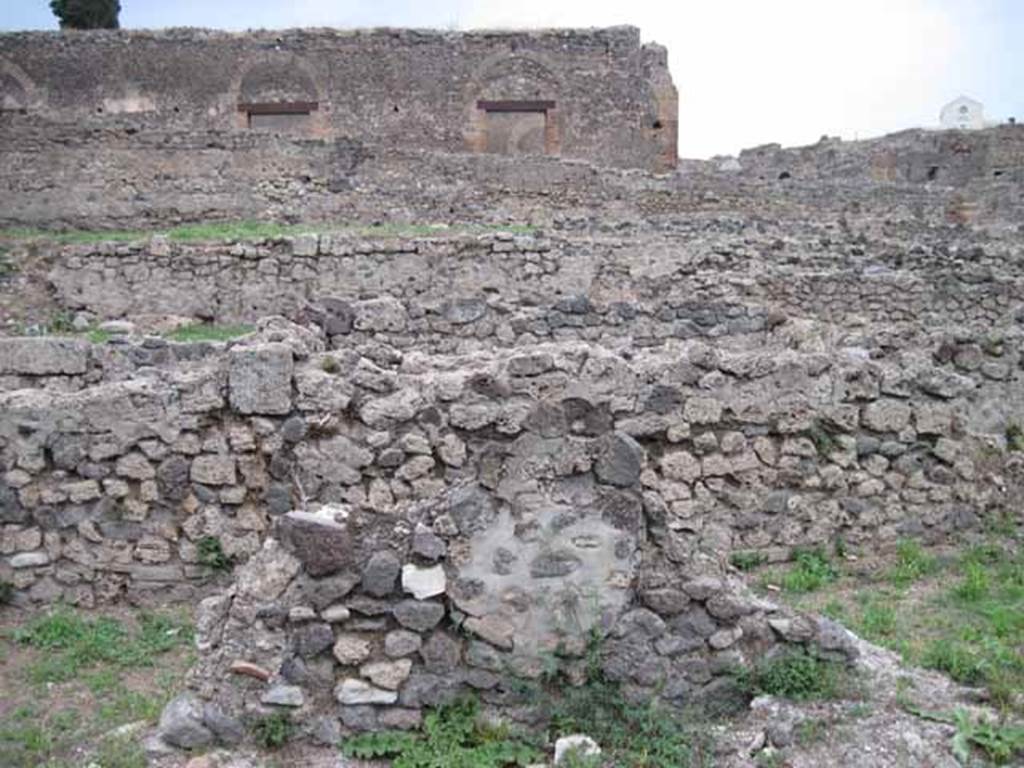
left=0, top=26, right=678, bottom=172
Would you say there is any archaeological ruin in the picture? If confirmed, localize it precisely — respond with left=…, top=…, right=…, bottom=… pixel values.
left=1, top=22, right=1023, bottom=765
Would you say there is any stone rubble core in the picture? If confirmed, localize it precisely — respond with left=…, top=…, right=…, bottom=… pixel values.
left=162, top=467, right=854, bottom=750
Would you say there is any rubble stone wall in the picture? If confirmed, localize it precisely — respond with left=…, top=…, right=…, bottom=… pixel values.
left=2, top=316, right=1021, bottom=610
left=11, top=226, right=1024, bottom=345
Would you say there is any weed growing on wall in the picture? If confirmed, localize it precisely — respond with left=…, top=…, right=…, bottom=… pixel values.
left=343, top=696, right=540, bottom=767
left=735, top=650, right=853, bottom=701
left=252, top=712, right=295, bottom=750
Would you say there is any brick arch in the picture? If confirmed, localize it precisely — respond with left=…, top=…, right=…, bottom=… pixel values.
left=464, top=53, right=564, bottom=156
left=0, top=57, right=41, bottom=112
left=227, top=53, right=328, bottom=134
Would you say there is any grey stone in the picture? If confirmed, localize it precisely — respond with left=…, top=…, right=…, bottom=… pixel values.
left=229, top=343, right=294, bottom=415
left=360, top=658, right=413, bottom=689
left=385, top=629, right=423, bottom=657
left=0, top=337, right=89, bottom=375
left=361, top=550, right=401, bottom=596
left=393, top=599, right=445, bottom=632
left=261, top=684, right=305, bottom=707
left=332, top=634, right=372, bottom=665
left=293, top=622, right=335, bottom=658
left=445, top=298, right=487, bottom=324
left=447, top=484, right=497, bottom=535
left=312, top=716, right=342, bottom=746
left=276, top=509, right=353, bottom=577
left=190, top=454, right=236, bottom=486
left=420, top=631, right=462, bottom=673
left=0, top=480, right=26, bottom=524
left=10, top=551, right=50, bottom=568
left=378, top=708, right=423, bottom=730
left=594, top=432, right=644, bottom=487
left=280, top=415, right=308, bottom=443
left=158, top=693, right=213, bottom=749
left=336, top=678, right=398, bottom=705
left=529, top=549, right=582, bottom=578
left=412, top=524, right=447, bottom=560
left=463, top=615, right=515, bottom=650
left=339, top=705, right=379, bottom=731
left=202, top=704, right=244, bottom=746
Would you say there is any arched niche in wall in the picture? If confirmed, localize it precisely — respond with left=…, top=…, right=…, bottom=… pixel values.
left=465, top=53, right=563, bottom=157
left=0, top=58, right=41, bottom=113
left=229, top=54, right=327, bottom=136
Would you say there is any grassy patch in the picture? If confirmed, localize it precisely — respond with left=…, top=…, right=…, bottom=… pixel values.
left=764, top=547, right=839, bottom=593
left=163, top=322, right=254, bottom=343
left=0, top=607, right=193, bottom=768
left=11, top=608, right=192, bottom=685
left=736, top=650, right=853, bottom=701
left=0, top=220, right=537, bottom=245
left=344, top=696, right=541, bottom=767
left=767, top=538, right=1024, bottom=715
left=887, top=539, right=939, bottom=588
left=543, top=678, right=714, bottom=767
left=730, top=551, right=767, bottom=572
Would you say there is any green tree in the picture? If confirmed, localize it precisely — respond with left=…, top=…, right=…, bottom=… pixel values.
left=50, top=0, right=121, bottom=30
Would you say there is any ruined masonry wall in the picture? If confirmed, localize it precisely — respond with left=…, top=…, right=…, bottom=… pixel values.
left=9, top=230, right=1024, bottom=351
left=1, top=317, right=1021, bottom=609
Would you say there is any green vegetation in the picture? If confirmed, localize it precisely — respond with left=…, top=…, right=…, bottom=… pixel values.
left=0, top=249, right=15, bottom=279
left=806, top=420, right=839, bottom=458
left=11, top=607, right=191, bottom=684
left=0, top=581, right=13, bottom=605
left=736, top=650, right=853, bottom=701
left=197, top=535, right=233, bottom=571
left=730, top=551, right=767, bottom=572
left=768, top=537, right=1024, bottom=719
left=0, top=608, right=193, bottom=768
left=766, top=547, right=840, bottom=593
left=164, top=323, right=254, bottom=343
left=544, top=678, right=714, bottom=767
left=253, top=712, right=296, bottom=750
left=887, top=539, right=939, bottom=588
left=0, top=220, right=536, bottom=246
left=1006, top=422, right=1024, bottom=452
left=50, top=0, right=120, bottom=30
left=343, top=696, right=540, bottom=768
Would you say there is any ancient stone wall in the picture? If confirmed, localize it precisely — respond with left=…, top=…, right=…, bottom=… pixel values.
left=0, top=26, right=677, bottom=175
left=2, top=310, right=1021, bottom=609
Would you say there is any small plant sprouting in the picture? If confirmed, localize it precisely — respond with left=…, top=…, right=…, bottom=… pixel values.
left=806, top=420, right=838, bottom=458
left=252, top=712, right=295, bottom=750
left=1006, top=423, right=1024, bottom=452
left=730, top=551, right=767, bottom=572
left=321, top=355, right=341, bottom=374
left=197, top=536, right=232, bottom=571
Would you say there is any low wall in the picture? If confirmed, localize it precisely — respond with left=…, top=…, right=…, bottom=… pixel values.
left=2, top=318, right=1021, bottom=608
left=4, top=225, right=1019, bottom=350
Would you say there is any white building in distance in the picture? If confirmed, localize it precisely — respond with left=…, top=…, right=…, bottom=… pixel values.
left=940, top=95, right=986, bottom=130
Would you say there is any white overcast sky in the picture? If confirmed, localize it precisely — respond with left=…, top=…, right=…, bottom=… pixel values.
left=3, top=0, right=1021, bottom=158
